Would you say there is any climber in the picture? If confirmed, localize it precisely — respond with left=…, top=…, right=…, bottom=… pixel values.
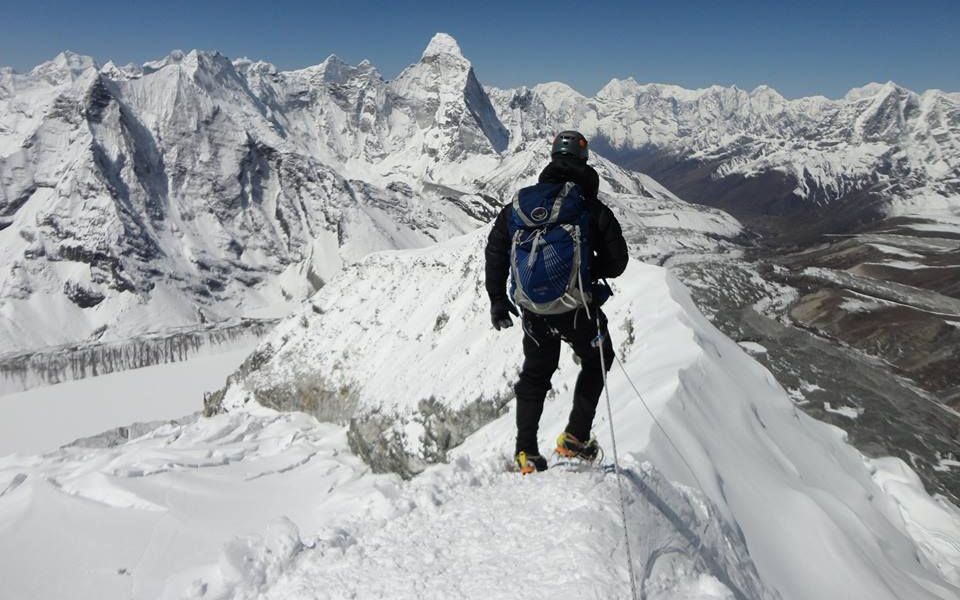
left=484, top=131, right=629, bottom=474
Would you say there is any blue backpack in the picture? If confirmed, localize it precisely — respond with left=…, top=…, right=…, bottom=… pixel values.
left=508, top=181, right=592, bottom=315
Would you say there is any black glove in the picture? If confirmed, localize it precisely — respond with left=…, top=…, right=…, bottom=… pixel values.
left=591, top=279, right=613, bottom=307
left=490, top=297, right=520, bottom=330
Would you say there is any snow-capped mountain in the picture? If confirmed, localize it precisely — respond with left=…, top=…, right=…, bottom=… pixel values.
left=235, top=33, right=507, bottom=185
left=0, top=36, right=506, bottom=355
left=488, top=78, right=960, bottom=232
left=0, top=34, right=737, bottom=360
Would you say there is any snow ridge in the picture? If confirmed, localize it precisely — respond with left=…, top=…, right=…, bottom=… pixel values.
left=212, top=225, right=960, bottom=599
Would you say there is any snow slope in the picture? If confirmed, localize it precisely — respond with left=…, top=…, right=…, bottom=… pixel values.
left=0, top=404, right=768, bottom=600
left=232, top=460, right=771, bottom=600
left=3, top=226, right=959, bottom=598
left=215, top=228, right=960, bottom=600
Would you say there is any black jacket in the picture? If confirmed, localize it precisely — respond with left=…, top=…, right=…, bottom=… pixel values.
left=484, top=157, right=629, bottom=304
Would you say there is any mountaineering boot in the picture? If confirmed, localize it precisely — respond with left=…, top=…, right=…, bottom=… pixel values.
left=556, top=432, right=601, bottom=462
left=515, top=451, right=548, bottom=475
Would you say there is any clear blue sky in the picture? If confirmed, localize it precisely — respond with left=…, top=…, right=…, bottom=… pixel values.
left=2, top=0, right=958, bottom=98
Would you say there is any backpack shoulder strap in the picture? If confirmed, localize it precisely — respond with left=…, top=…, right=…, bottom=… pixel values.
left=511, top=191, right=537, bottom=228
left=548, top=182, right=578, bottom=223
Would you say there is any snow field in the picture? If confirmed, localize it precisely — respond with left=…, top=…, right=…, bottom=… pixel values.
left=0, top=408, right=398, bottom=600
left=0, top=346, right=254, bottom=455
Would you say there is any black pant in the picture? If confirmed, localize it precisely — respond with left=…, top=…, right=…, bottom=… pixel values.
left=514, top=306, right=614, bottom=455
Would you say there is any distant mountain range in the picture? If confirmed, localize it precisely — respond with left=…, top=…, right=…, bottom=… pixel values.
left=1, top=32, right=957, bottom=355
left=488, top=76, right=959, bottom=236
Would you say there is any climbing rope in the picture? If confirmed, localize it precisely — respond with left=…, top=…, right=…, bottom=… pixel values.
left=614, top=354, right=710, bottom=498
left=596, top=310, right=718, bottom=600
left=594, top=314, right=640, bottom=600
left=611, top=342, right=714, bottom=586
